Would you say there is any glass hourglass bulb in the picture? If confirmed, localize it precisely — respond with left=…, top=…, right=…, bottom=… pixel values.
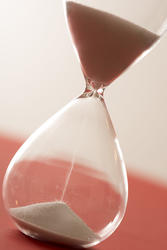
left=3, top=88, right=128, bottom=248
left=2, top=0, right=167, bottom=248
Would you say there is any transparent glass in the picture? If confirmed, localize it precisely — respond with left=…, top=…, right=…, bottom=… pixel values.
left=2, top=0, right=167, bottom=248
left=65, top=0, right=167, bottom=89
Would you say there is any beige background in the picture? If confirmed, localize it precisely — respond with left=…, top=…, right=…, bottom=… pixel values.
left=0, top=0, right=167, bottom=185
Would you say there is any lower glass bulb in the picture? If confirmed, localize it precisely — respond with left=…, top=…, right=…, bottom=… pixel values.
left=3, top=94, right=128, bottom=248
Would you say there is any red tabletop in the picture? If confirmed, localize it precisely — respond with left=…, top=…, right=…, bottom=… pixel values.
left=0, top=134, right=167, bottom=250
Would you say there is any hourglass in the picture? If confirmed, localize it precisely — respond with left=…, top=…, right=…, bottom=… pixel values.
left=2, top=0, right=167, bottom=248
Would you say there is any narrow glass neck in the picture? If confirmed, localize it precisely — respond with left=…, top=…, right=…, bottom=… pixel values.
left=80, top=77, right=105, bottom=100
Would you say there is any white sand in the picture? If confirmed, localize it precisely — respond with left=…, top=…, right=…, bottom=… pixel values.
left=10, top=201, right=99, bottom=247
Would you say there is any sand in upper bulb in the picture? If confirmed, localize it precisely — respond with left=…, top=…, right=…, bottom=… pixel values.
left=10, top=201, right=100, bottom=247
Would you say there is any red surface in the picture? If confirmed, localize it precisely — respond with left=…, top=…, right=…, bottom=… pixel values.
left=0, top=134, right=167, bottom=250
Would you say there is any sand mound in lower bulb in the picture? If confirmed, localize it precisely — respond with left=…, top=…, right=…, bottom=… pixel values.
left=10, top=201, right=99, bottom=247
